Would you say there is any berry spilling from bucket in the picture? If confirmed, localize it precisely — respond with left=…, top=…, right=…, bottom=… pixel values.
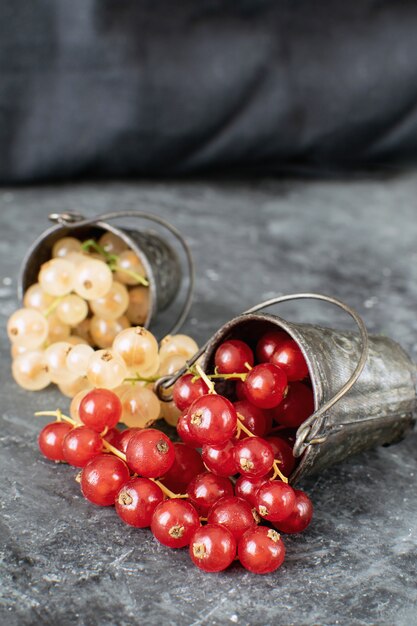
left=35, top=326, right=314, bottom=575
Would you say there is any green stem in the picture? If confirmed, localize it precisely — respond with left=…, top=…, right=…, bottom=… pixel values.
left=110, top=264, right=149, bottom=287
left=82, top=239, right=149, bottom=287
left=124, top=374, right=160, bottom=384
left=43, top=297, right=64, bottom=318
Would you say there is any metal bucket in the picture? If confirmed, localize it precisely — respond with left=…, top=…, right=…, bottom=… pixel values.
left=157, top=294, right=417, bottom=484
left=18, top=210, right=194, bottom=336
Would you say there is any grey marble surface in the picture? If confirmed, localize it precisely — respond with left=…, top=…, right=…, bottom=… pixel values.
left=0, top=173, right=416, bottom=626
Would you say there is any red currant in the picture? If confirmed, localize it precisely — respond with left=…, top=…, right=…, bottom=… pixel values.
left=115, top=477, right=164, bottom=527
left=172, top=374, right=209, bottom=412
left=62, top=426, right=103, bottom=467
left=81, top=453, right=130, bottom=506
left=187, top=472, right=234, bottom=516
left=255, top=480, right=296, bottom=522
left=244, top=364, right=287, bottom=409
left=256, top=330, right=286, bottom=363
left=118, top=427, right=141, bottom=454
left=202, top=439, right=238, bottom=477
left=273, top=489, right=313, bottom=534
left=190, top=524, right=236, bottom=572
left=271, top=382, right=314, bottom=428
left=160, top=442, right=205, bottom=493
left=38, top=422, right=72, bottom=462
left=234, top=400, right=268, bottom=438
left=177, top=413, right=201, bottom=447
left=188, top=394, right=237, bottom=445
left=235, top=379, right=248, bottom=401
left=126, top=429, right=175, bottom=478
left=270, top=339, right=309, bottom=382
left=103, top=427, right=122, bottom=448
left=79, top=388, right=122, bottom=432
left=207, top=496, right=258, bottom=541
left=234, top=475, right=268, bottom=507
left=238, top=526, right=285, bottom=574
left=214, top=340, right=254, bottom=374
left=266, top=436, right=295, bottom=477
left=151, top=499, right=200, bottom=548
left=234, top=437, right=274, bottom=477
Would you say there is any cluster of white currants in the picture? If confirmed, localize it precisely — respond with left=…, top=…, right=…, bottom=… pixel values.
left=7, top=231, right=199, bottom=429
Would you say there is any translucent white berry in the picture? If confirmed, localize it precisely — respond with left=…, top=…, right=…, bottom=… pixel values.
left=86, top=349, right=128, bottom=389
left=73, top=259, right=113, bottom=300
left=7, top=308, right=49, bottom=349
left=39, top=258, right=74, bottom=296
left=12, top=351, right=51, bottom=391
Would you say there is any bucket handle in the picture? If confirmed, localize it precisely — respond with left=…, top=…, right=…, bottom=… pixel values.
left=243, top=293, right=369, bottom=457
left=49, top=211, right=194, bottom=336
left=155, top=292, right=369, bottom=458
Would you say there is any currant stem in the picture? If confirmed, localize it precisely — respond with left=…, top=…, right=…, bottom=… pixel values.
left=112, top=265, right=149, bottom=287
left=236, top=412, right=254, bottom=438
left=35, top=410, right=75, bottom=426
left=272, top=459, right=289, bottom=484
left=43, top=297, right=64, bottom=318
left=124, top=374, right=160, bottom=384
left=195, top=364, right=216, bottom=394
left=82, top=239, right=149, bottom=287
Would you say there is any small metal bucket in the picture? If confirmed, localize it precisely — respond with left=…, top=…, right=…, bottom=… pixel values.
left=157, top=294, right=416, bottom=484
left=18, top=210, right=194, bottom=336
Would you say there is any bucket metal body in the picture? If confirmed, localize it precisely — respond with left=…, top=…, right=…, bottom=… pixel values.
left=18, top=212, right=187, bottom=333
left=200, top=313, right=416, bottom=484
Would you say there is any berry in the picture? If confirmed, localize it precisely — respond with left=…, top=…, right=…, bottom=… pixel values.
left=118, top=427, right=141, bottom=454
left=115, top=477, right=164, bottom=527
left=202, top=440, right=238, bottom=477
left=160, top=442, right=205, bottom=493
left=38, top=422, right=72, bottom=461
left=244, top=364, right=287, bottom=409
left=235, top=379, right=248, bottom=401
left=207, top=496, right=258, bottom=541
left=234, top=475, right=268, bottom=507
left=151, top=500, right=200, bottom=548
left=176, top=413, right=201, bottom=447
left=270, top=339, right=309, bottom=382
left=172, top=374, right=209, bottom=412
left=81, top=454, right=130, bottom=506
left=266, top=436, right=295, bottom=477
left=256, top=330, right=286, bottom=363
left=255, top=480, right=296, bottom=522
left=214, top=340, right=254, bottom=375
left=187, top=472, right=234, bottom=516
left=79, top=388, right=122, bottom=432
left=126, top=429, right=175, bottom=477
left=271, top=382, right=314, bottom=428
left=188, top=394, right=237, bottom=445
left=238, top=527, right=285, bottom=574
left=273, top=489, right=313, bottom=534
left=234, top=400, right=268, bottom=438
left=190, top=524, right=236, bottom=572
left=62, top=426, right=103, bottom=467
left=103, top=427, right=122, bottom=448
left=234, top=437, right=274, bottom=477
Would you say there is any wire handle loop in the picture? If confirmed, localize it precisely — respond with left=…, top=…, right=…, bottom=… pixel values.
left=49, top=210, right=194, bottom=336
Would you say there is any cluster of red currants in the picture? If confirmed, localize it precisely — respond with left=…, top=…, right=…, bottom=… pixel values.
left=37, top=328, right=314, bottom=575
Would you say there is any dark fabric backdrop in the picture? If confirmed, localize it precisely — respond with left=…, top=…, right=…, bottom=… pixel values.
left=2, top=1, right=417, bottom=183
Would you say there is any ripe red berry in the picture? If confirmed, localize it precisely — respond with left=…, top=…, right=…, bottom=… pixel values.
left=214, top=340, right=254, bottom=375
left=172, top=374, right=209, bottom=412
left=177, top=413, right=201, bottom=447
left=115, top=477, right=164, bottom=528
left=202, top=439, right=238, bottom=477
left=234, top=475, right=268, bottom=507
left=271, top=382, right=314, bottom=428
left=190, top=524, right=236, bottom=572
left=234, top=400, right=268, bottom=438
left=244, top=363, right=287, bottom=409
left=126, top=429, right=175, bottom=478
left=238, top=526, right=285, bottom=574
left=118, top=427, right=141, bottom=454
left=103, top=427, right=122, bottom=448
left=234, top=437, right=274, bottom=478
left=266, top=436, right=295, bottom=477
left=81, top=453, right=130, bottom=506
left=255, top=480, right=296, bottom=522
left=273, top=489, right=313, bottom=534
left=38, top=422, right=72, bottom=462
left=151, top=499, right=200, bottom=548
left=207, top=496, right=258, bottom=541
left=62, top=426, right=103, bottom=467
left=187, top=472, right=234, bottom=516
left=160, top=442, right=205, bottom=493
left=235, top=379, right=248, bottom=401
left=79, top=388, right=122, bottom=432
left=256, top=330, right=286, bottom=363
left=188, top=394, right=237, bottom=445
left=270, top=339, right=309, bottom=382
